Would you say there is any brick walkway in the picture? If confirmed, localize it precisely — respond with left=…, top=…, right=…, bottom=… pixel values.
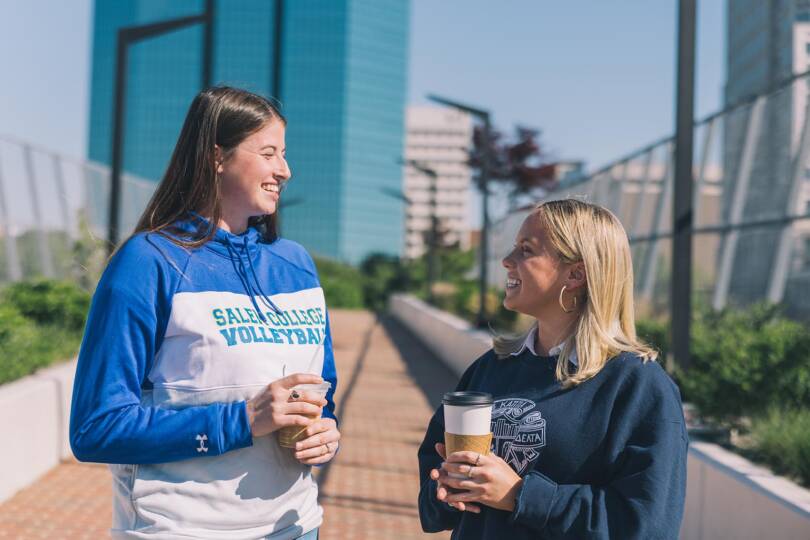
left=0, top=310, right=457, bottom=539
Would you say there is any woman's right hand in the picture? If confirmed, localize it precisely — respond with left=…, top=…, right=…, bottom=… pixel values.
left=431, top=442, right=482, bottom=514
left=245, top=373, right=327, bottom=437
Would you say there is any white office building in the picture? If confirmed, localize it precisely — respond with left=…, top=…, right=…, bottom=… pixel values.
left=403, top=106, right=474, bottom=259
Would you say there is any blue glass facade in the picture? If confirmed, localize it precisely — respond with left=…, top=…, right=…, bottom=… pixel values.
left=88, top=0, right=408, bottom=263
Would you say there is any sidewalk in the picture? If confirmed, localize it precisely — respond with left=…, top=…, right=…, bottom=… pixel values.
left=0, top=310, right=457, bottom=539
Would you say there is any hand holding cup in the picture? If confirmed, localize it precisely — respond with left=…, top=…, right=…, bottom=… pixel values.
left=245, top=373, right=327, bottom=438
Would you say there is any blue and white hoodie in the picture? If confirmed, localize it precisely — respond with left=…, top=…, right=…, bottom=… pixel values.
left=69, top=216, right=338, bottom=540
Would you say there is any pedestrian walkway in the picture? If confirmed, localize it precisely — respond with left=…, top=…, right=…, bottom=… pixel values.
left=0, top=310, right=458, bottom=539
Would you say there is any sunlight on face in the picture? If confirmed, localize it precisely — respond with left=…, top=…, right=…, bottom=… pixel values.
left=218, top=120, right=290, bottom=233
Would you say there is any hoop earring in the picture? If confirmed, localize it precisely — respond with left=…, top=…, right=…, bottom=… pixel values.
left=559, top=285, right=577, bottom=313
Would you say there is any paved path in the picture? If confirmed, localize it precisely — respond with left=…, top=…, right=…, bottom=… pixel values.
left=0, top=310, right=457, bottom=539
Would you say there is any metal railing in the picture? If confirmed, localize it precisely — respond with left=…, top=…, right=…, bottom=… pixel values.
left=488, top=72, right=810, bottom=321
left=0, top=134, right=156, bottom=286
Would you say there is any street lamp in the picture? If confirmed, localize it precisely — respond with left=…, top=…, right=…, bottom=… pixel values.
left=107, top=1, right=214, bottom=256
left=672, top=0, right=696, bottom=371
left=401, top=158, right=440, bottom=304
left=427, top=94, right=492, bottom=328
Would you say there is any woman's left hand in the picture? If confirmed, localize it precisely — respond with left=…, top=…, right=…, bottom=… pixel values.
left=293, top=417, right=340, bottom=465
left=439, top=450, right=524, bottom=512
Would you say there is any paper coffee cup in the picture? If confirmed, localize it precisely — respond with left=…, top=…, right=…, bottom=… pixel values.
left=442, top=391, right=493, bottom=457
left=278, top=381, right=332, bottom=448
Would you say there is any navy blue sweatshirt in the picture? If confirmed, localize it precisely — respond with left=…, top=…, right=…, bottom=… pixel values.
left=418, top=349, right=687, bottom=539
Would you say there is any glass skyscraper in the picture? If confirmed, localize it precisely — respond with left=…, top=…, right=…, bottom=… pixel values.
left=88, top=0, right=409, bottom=263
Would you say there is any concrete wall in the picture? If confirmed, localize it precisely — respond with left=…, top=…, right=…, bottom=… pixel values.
left=0, top=359, right=76, bottom=503
left=389, top=294, right=491, bottom=377
left=389, top=294, right=810, bottom=540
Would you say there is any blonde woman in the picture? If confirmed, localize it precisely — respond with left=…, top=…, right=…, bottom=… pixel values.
left=417, top=199, right=687, bottom=539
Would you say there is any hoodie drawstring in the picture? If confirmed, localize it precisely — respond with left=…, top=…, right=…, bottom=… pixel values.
left=223, top=237, right=282, bottom=322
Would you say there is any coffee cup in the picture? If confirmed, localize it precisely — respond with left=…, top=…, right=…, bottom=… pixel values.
left=278, top=381, right=332, bottom=448
left=442, top=391, right=493, bottom=457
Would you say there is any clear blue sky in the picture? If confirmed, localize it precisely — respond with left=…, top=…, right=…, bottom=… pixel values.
left=409, top=0, right=726, bottom=171
left=0, top=0, right=724, bottom=173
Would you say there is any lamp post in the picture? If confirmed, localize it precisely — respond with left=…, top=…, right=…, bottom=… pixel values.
left=427, top=94, right=491, bottom=328
left=107, top=1, right=214, bottom=256
left=402, top=158, right=439, bottom=304
left=672, top=0, right=696, bottom=371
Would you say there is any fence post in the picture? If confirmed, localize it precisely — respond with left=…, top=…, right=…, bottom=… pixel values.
left=23, top=145, right=55, bottom=278
left=713, top=97, right=765, bottom=310
left=767, top=102, right=810, bottom=303
left=640, top=142, right=675, bottom=302
left=0, top=150, right=22, bottom=281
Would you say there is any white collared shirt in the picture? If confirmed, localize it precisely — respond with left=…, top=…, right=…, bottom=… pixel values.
left=510, top=324, right=579, bottom=366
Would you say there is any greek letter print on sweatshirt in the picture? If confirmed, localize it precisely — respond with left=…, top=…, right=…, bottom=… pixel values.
left=69, top=217, right=338, bottom=540
left=418, top=349, right=688, bottom=540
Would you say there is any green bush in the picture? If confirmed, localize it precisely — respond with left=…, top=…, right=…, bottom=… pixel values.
left=749, top=408, right=810, bottom=487
left=314, top=257, right=365, bottom=309
left=0, top=280, right=88, bottom=385
left=0, top=304, right=82, bottom=385
left=360, top=253, right=413, bottom=311
left=678, top=303, right=810, bottom=425
left=3, top=279, right=91, bottom=331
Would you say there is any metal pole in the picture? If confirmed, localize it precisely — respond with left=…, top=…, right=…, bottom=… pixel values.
left=768, top=101, right=810, bottom=302
left=713, top=97, right=765, bottom=310
left=427, top=172, right=438, bottom=304
left=107, top=30, right=128, bottom=257
left=202, top=0, right=214, bottom=88
left=641, top=142, right=674, bottom=303
left=476, top=116, right=492, bottom=328
left=106, top=13, right=211, bottom=257
left=672, top=0, right=696, bottom=371
left=23, top=146, right=55, bottom=278
left=0, top=151, right=21, bottom=281
left=273, top=0, right=284, bottom=101
left=51, top=154, right=72, bottom=236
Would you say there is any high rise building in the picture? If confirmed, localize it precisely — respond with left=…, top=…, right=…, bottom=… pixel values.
left=402, top=106, right=473, bottom=259
left=88, top=0, right=409, bottom=263
left=723, top=0, right=810, bottom=305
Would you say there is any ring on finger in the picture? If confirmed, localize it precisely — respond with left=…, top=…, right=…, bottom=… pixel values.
left=290, top=389, right=301, bottom=401
left=466, top=465, right=475, bottom=478
left=474, top=453, right=481, bottom=466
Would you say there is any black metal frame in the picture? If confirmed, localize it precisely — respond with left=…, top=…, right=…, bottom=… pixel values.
left=672, top=0, right=697, bottom=371
left=107, top=1, right=214, bottom=256
left=427, top=94, right=492, bottom=328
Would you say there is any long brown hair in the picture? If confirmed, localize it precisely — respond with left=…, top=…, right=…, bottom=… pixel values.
left=134, top=86, right=287, bottom=247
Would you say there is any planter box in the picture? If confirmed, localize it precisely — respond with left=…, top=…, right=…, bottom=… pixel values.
left=0, top=359, right=76, bottom=503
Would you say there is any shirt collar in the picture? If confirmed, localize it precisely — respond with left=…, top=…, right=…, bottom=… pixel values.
left=511, top=324, right=579, bottom=366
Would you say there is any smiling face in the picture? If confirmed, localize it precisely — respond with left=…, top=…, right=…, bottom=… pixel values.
left=502, top=214, right=579, bottom=318
left=216, top=119, right=290, bottom=233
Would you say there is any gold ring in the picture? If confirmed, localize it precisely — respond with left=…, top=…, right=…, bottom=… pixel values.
left=322, top=444, right=329, bottom=456
left=474, top=453, right=481, bottom=466
left=467, top=465, right=474, bottom=478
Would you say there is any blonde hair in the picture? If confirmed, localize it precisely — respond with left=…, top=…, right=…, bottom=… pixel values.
left=493, top=198, right=658, bottom=388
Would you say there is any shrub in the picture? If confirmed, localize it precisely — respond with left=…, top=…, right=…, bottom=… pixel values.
left=0, top=303, right=82, bottom=385
left=678, top=303, right=810, bottom=425
left=749, top=408, right=810, bottom=487
left=314, top=257, right=365, bottom=309
left=0, top=280, right=88, bottom=385
left=3, top=279, right=90, bottom=331
left=360, top=253, right=412, bottom=311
